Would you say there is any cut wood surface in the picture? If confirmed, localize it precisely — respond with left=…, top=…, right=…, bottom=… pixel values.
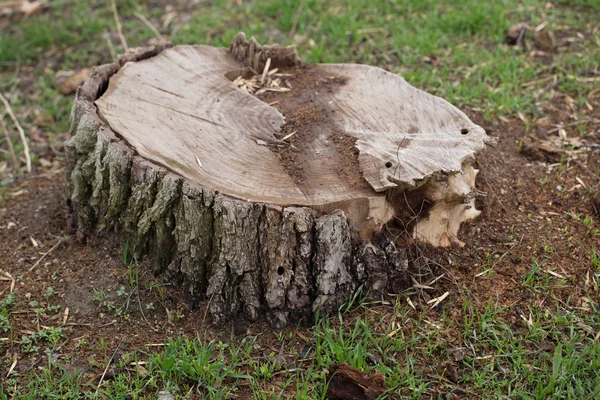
left=65, top=35, right=492, bottom=326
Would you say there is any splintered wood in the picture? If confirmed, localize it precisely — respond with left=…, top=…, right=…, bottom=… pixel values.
left=231, top=57, right=293, bottom=95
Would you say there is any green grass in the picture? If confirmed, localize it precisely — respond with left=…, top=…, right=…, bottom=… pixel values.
left=1, top=0, right=599, bottom=398
left=3, top=292, right=599, bottom=398
left=1, top=0, right=599, bottom=146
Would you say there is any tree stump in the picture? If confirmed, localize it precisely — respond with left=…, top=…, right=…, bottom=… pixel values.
left=65, top=34, right=492, bottom=326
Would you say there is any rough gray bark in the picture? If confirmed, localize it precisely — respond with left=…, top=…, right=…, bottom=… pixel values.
left=65, top=45, right=408, bottom=327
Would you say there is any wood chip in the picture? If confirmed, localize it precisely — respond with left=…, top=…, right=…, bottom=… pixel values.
left=6, top=353, right=17, bottom=377
left=254, top=139, right=267, bottom=146
left=535, top=21, right=549, bottom=32
left=0, top=269, right=15, bottom=293
left=520, top=312, right=534, bottom=329
left=263, top=87, right=291, bottom=93
left=280, top=131, right=296, bottom=141
left=261, top=57, right=271, bottom=84
left=427, top=292, right=449, bottom=308
left=546, top=269, right=565, bottom=279
left=474, top=269, right=489, bottom=278
left=386, top=328, right=400, bottom=338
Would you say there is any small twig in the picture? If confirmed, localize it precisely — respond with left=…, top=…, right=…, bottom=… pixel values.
left=288, top=0, right=304, bottom=40
left=573, top=159, right=597, bottom=178
left=0, top=114, right=17, bottom=168
left=110, top=0, right=128, bottom=51
left=96, top=345, right=120, bottom=394
left=0, top=92, right=30, bottom=172
left=28, top=238, right=63, bottom=272
left=137, top=291, right=156, bottom=331
left=98, top=319, right=117, bottom=328
left=134, top=12, right=165, bottom=42
left=65, top=322, right=92, bottom=327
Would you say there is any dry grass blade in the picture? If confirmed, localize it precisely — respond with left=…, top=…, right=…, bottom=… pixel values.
left=0, top=92, right=30, bottom=172
left=134, top=12, right=164, bottom=42
left=96, top=345, right=120, bottom=394
left=29, top=238, right=64, bottom=272
left=427, top=291, right=449, bottom=309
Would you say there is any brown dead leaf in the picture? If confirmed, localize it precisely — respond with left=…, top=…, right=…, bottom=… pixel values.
left=534, top=30, right=556, bottom=51
left=59, top=68, right=92, bottom=95
left=326, top=362, right=386, bottom=399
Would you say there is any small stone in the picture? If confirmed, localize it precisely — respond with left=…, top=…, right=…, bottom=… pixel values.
left=157, top=391, right=175, bottom=400
left=556, top=185, right=562, bottom=191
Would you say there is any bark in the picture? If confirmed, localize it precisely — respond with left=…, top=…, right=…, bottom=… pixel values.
left=65, top=46, right=408, bottom=327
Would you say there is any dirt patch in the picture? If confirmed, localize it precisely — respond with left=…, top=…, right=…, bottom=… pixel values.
left=330, top=132, right=364, bottom=187
left=270, top=105, right=325, bottom=184
left=245, top=64, right=364, bottom=188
